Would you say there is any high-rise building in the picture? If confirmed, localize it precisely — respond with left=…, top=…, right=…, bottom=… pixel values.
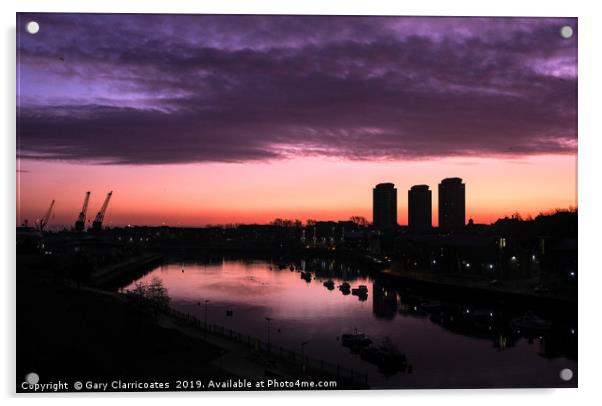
left=408, top=185, right=432, bottom=233
left=438, top=177, right=465, bottom=231
left=373, top=183, right=397, bottom=230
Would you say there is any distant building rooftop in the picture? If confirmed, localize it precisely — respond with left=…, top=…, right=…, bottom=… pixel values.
left=375, top=182, right=395, bottom=189
left=440, top=177, right=463, bottom=184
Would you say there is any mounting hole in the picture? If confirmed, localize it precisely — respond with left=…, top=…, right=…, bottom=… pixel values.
left=559, top=368, right=573, bottom=381
left=25, top=372, right=39, bottom=384
left=560, top=25, right=573, bottom=39
left=25, top=21, right=40, bottom=34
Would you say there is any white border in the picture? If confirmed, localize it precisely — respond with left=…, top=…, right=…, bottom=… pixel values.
left=2, top=1, right=601, bottom=405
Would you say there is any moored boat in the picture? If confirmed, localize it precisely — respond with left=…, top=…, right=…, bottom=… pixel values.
left=341, top=331, right=372, bottom=348
left=339, top=282, right=351, bottom=294
left=359, top=338, right=407, bottom=374
left=352, top=285, right=368, bottom=296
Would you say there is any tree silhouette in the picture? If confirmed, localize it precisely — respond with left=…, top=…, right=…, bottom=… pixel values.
left=350, top=216, right=369, bottom=226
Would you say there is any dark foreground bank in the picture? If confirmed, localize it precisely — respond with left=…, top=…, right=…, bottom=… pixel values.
left=17, top=277, right=236, bottom=392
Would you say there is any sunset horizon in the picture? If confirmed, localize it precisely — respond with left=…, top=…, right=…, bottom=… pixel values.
left=17, top=158, right=577, bottom=229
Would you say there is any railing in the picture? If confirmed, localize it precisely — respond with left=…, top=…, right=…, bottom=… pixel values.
left=126, top=295, right=368, bottom=386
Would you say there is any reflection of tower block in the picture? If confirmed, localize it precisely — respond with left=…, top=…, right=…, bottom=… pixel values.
left=301, top=229, right=306, bottom=243
left=329, top=226, right=335, bottom=244
left=312, top=227, right=317, bottom=246
left=498, top=237, right=507, bottom=251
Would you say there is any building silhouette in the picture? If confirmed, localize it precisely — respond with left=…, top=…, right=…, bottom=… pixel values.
left=438, top=177, right=465, bottom=231
left=408, top=185, right=432, bottom=233
left=373, top=183, right=397, bottom=230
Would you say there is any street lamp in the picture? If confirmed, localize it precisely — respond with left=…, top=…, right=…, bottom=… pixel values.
left=301, top=340, right=309, bottom=375
left=203, top=300, right=210, bottom=339
left=204, top=300, right=210, bottom=326
left=265, top=317, right=273, bottom=352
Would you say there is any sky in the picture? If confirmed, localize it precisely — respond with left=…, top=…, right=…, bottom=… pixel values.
left=16, top=14, right=577, bottom=227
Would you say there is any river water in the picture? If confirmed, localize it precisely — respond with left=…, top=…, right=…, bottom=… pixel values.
left=123, top=258, right=577, bottom=389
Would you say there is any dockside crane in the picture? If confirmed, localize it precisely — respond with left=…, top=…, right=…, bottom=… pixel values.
left=92, top=191, right=113, bottom=231
left=74, top=191, right=91, bottom=232
left=37, top=199, right=55, bottom=232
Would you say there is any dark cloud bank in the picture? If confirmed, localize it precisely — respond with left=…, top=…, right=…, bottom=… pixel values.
left=17, top=14, right=577, bottom=164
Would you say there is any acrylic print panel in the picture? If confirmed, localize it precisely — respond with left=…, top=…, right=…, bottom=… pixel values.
left=16, top=13, right=577, bottom=392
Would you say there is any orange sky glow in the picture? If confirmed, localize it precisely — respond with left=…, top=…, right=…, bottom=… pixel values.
left=16, top=154, right=577, bottom=228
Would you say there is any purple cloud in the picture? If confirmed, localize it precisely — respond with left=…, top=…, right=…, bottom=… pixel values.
left=16, top=14, right=577, bottom=164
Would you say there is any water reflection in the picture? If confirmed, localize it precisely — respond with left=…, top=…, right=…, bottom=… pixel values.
left=123, top=258, right=576, bottom=388
left=373, top=280, right=397, bottom=320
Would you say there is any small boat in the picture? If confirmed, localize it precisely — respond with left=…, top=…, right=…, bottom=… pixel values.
left=352, top=285, right=369, bottom=295
left=360, top=339, right=407, bottom=372
left=341, top=331, right=372, bottom=348
left=289, top=265, right=295, bottom=271
left=323, top=279, right=335, bottom=290
left=339, top=282, right=351, bottom=295
left=300, top=271, right=312, bottom=282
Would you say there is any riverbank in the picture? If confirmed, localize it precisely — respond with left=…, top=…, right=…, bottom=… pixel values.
left=380, top=268, right=577, bottom=306
left=90, top=253, right=164, bottom=288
